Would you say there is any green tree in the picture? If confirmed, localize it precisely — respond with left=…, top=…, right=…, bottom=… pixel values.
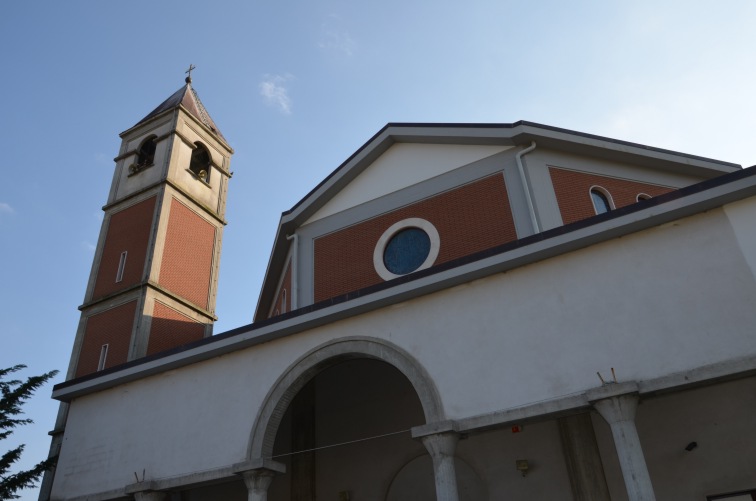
left=1, top=365, right=58, bottom=500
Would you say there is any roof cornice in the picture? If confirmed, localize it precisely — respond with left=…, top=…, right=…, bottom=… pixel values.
left=54, top=166, right=756, bottom=402
left=285, top=121, right=739, bottom=222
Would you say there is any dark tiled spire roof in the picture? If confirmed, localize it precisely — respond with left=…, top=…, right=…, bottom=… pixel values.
left=133, top=82, right=226, bottom=142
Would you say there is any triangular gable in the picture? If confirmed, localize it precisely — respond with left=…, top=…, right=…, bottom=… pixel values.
left=255, top=122, right=741, bottom=320
left=305, top=143, right=512, bottom=224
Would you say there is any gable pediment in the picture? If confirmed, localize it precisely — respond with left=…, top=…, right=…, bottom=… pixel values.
left=255, top=122, right=741, bottom=321
left=305, top=142, right=512, bottom=224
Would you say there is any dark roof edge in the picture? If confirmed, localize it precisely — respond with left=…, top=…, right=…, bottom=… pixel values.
left=513, top=120, right=740, bottom=167
left=284, top=123, right=393, bottom=215
left=132, top=84, right=188, bottom=129
left=284, top=121, right=740, bottom=215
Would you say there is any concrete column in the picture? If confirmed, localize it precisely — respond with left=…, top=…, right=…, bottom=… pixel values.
left=589, top=384, right=655, bottom=501
left=239, top=469, right=276, bottom=501
left=133, top=491, right=166, bottom=501
left=234, top=459, right=286, bottom=501
left=420, top=432, right=460, bottom=501
left=558, top=412, right=611, bottom=500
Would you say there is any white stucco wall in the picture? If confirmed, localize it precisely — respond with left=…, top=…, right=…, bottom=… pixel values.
left=724, top=195, right=756, bottom=278
left=52, top=201, right=756, bottom=499
left=169, top=131, right=224, bottom=211
left=113, top=117, right=174, bottom=203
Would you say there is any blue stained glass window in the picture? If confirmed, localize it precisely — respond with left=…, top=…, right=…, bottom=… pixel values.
left=383, top=227, right=431, bottom=275
left=591, top=189, right=611, bottom=215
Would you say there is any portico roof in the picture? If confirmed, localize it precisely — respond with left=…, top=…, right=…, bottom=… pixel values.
left=53, top=164, right=756, bottom=402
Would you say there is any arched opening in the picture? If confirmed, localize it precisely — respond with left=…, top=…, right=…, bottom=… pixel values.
left=386, top=454, right=486, bottom=501
left=137, top=135, right=157, bottom=167
left=268, top=359, right=427, bottom=500
left=189, top=142, right=211, bottom=182
left=247, top=338, right=444, bottom=500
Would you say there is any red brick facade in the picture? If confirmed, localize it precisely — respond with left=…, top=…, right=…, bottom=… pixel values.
left=159, top=198, right=216, bottom=309
left=75, top=301, right=137, bottom=378
left=549, top=168, right=674, bottom=225
left=93, top=197, right=156, bottom=299
left=314, top=174, right=517, bottom=302
left=270, top=260, right=292, bottom=317
left=147, top=301, right=206, bottom=356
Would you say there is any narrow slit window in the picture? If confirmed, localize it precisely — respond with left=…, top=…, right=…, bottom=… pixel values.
left=281, top=289, right=287, bottom=313
left=97, top=344, right=109, bottom=371
left=590, top=189, right=612, bottom=215
left=116, top=251, right=128, bottom=282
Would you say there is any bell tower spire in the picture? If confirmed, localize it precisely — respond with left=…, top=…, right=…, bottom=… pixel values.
left=68, top=73, right=234, bottom=378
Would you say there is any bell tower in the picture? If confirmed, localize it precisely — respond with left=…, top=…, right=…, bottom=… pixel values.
left=67, top=73, right=233, bottom=379
left=40, top=73, right=233, bottom=500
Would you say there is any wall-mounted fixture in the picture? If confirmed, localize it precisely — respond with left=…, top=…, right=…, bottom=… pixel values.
left=516, top=459, right=529, bottom=477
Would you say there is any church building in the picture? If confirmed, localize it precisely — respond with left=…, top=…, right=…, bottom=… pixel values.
left=43, top=79, right=756, bottom=501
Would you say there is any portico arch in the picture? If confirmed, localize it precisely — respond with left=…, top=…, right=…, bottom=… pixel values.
left=247, top=336, right=444, bottom=460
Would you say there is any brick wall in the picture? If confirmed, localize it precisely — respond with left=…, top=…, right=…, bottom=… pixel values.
left=93, top=197, right=156, bottom=299
left=314, top=174, right=517, bottom=302
left=159, top=198, right=216, bottom=309
left=549, top=167, right=675, bottom=225
left=147, top=300, right=206, bottom=356
left=75, top=301, right=137, bottom=377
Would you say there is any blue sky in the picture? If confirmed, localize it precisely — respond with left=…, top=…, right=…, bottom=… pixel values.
left=1, top=1, right=755, bottom=498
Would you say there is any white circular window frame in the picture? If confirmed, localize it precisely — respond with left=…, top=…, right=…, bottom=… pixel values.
left=373, top=218, right=441, bottom=281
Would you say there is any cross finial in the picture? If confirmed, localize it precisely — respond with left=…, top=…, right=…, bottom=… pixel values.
left=185, top=64, right=196, bottom=84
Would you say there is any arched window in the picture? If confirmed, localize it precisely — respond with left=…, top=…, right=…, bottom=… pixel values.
left=189, top=143, right=211, bottom=182
left=637, top=193, right=651, bottom=202
left=137, top=135, right=157, bottom=167
left=590, top=188, right=613, bottom=215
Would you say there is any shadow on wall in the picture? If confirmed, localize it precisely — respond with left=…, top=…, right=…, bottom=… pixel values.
left=76, top=312, right=208, bottom=379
